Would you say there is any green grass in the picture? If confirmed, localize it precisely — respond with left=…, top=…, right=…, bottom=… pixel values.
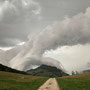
left=56, top=72, right=90, bottom=90
left=0, top=71, right=48, bottom=90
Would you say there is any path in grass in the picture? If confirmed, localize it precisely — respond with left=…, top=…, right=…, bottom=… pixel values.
left=38, top=78, right=60, bottom=90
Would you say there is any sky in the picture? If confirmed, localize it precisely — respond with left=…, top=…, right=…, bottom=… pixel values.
left=0, top=0, right=90, bottom=74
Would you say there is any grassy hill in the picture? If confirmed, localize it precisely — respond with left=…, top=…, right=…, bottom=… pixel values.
left=83, top=69, right=90, bottom=73
left=0, top=63, right=90, bottom=90
left=0, top=64, right=27, bottom=75
left=0, top=71, right=48, bottom=90
left=56, top=72, right=90, bottom=90
left=27, top=64, right=69, bottom=77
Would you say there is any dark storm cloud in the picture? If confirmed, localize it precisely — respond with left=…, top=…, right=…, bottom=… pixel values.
left=0, top=3, right=90, bottom=72
left=0, top=0, right=42, bottom=47
left=0, top=0, right=90, bottom=47
left=37, top=0, right=90, bottom=22
left=8, top=7, right=90, bottom=71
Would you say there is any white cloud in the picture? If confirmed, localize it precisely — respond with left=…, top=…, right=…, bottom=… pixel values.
left=44, top=44, right=90, bottom=74
left=0, top=47, right=13, bottom=51
left=18, top=42, right=25, bottom=46
left=85, top=7, right=90, bottom=18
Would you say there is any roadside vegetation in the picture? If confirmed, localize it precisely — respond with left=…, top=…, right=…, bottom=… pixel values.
left=56, top=72, right=90, bottom=90
left=0, top=71, right=48, bottom=90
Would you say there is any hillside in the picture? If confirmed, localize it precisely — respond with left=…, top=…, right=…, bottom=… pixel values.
left=56, top=72, right=90, bottom=90
left=0, top=71, right=48, bottom=90
left=0, top=64, right=27, bottom=74
left=27, top=64, right=69, bottom=77
left=83, top=69, right=90, bottom=73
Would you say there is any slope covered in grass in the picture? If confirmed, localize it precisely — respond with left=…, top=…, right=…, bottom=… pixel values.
left=0, top=71, right=48, bottom=90
left=27, top=64, right=69, bottom=77
left=56, top=72, right=90, bottom=90
left=0, top=64, right=27, bottom=74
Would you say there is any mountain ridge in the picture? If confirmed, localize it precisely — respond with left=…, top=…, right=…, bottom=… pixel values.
left=27, top=64, right=69, bottom=77
left=0, top=63, right=27, bottom=75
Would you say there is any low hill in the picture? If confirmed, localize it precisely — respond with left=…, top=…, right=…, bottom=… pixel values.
left=27, top=64, right=69, bottom=77
left=0, top=64, right=27, bottom=74
left=83, top=69, right=90, bottom=73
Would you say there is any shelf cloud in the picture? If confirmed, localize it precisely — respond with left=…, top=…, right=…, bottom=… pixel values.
left=0, top=5, right=90, bottom=73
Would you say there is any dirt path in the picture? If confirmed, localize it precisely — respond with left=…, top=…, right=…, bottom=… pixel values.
left=38, top=78, right=60, bottom=90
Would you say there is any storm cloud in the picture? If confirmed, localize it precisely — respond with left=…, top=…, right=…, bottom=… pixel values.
left=0, top=0, right=90, bottom=47
left=0, top=0, right=41, bottom=46
left=0, top=1, right=90, bottom=74
left=0, top=7, right=90, bottom=73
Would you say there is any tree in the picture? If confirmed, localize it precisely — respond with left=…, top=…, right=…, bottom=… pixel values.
left=76, top=71, right=79, bottom=75
left=72, top=71, right=75, bottom=75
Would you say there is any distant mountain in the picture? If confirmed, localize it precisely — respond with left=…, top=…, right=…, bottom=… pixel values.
left=83, top=70, right=90, bottom=73
left=27, top=64, right=69, bottom=77
left=0, top=64, right=27, bottom=75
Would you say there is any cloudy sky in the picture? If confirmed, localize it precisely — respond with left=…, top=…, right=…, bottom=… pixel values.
left=0, top=0, right=90, bottom=47
left=0, top=0, right=90, bottom=74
